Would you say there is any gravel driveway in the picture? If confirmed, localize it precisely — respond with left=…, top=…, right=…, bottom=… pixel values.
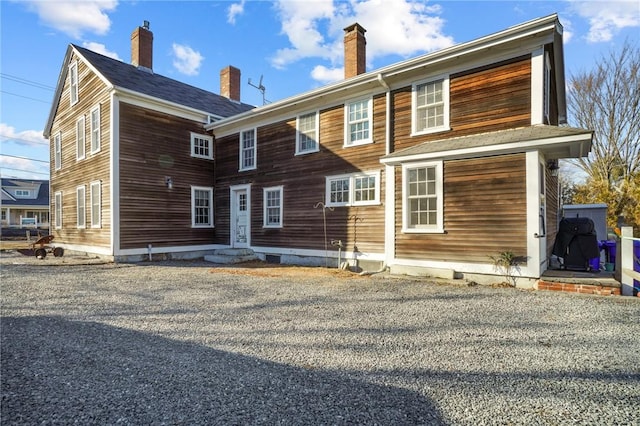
left=1, top=254, right=639, bottom=425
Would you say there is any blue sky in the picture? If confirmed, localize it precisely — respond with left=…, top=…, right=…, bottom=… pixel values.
left=1, top=0, right=638, bottom=180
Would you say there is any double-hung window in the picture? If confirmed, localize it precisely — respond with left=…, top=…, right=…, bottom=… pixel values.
left=239, top=129, right=256, bottom=171
left=54, top=191, right=63, bottom=229
left=76, top=116, right=85, bottom=160
left=263, top=186, right=283, bottom=228
left=54, top=132, right=62, bottom=170
left=402, top=161, right=443, bottom=233
left=76, top=185, right=86, bottom=229
left=326, top=171, right=380, bottom=207
left=90, top=105, right=101, bottom=154
left=69, top=61, right=78, bottom=105
left=191, top=186, right=214, bottom=228
left=296, top=111, right=319, bottom=154
left=191, top=132, right=213, bottom=159
left=345, top=98, right=372, bottom=146
left=90, top=181, right=101, bottom=228
left=412, top=76, right=449, bottom=135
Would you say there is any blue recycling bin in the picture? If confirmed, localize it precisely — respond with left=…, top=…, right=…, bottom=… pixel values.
left=600, top=241, right=616, bottom=270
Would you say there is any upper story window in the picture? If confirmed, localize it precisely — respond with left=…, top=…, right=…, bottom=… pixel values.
left=54, top=132, right=62, bottom=171
left=191, top=132, right=213, bottom=160
left=543, top=52, right=551, bottom=124
left=191, top=186, right=214, bottom=228
left=412, top=76, right=449, bottom=135
left=76, top=116, right=85, bottom=160
left=263, top=186, right=283, bottom=228
left=326, top=171, right=380, bottom=207
left=296, top=111, right=319, bottom=155
left=344, top=98, right=372, bottom=146
left=69, top=61, right=78, bottom=106
left=239, top=128, right=256, bottom=171
left=402, top=161, right=443, bottom=233
left=15, top=190, right=31, bottom=197
left=90, top=105, right=101, bottom=154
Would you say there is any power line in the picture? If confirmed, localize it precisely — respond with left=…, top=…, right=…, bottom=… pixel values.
left=0, top=166, right=49, bottom=176
left=0, top=134, right=49, bottom=146
left=0, top=153, right=49, bottom=164
left=0, top=73, right=55, bottom=91
left=0, top=90, right=51, bottom=104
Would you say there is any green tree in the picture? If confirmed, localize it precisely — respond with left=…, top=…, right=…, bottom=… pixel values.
left=567, top=41, right=640, bottom=234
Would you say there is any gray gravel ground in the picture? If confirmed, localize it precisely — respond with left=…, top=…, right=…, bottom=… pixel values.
left=1, top=253, right=639, bottom=425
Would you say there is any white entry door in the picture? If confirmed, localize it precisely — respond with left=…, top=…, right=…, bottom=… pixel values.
left=230, top=185, right=250, bottom=248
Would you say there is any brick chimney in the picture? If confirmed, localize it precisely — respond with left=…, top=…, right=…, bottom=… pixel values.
left=344, top=23, right=366, bottom=79
left=220, top=65, right=241, bottom=102
left=131, top=21, right=153, bottom=70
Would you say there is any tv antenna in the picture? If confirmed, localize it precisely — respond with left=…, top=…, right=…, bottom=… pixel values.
left=248, top=75, right=270, bottom=105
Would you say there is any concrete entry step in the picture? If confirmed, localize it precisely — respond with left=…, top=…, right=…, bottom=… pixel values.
left=204, top=248, right=258, bottom=264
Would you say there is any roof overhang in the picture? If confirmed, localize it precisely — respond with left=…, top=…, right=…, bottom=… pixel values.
left=380, top=126, right=593, bottom=165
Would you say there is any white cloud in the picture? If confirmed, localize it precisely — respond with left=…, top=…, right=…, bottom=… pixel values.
left=562, top=18, right=574, bottom=44
left=567, top=0, right=640, bottom=43
left=271, top=0, right=455, bottom=83
left=22, top=0, right=117, bottom=39
left=171, top=43, right=204, bottom=76
left=0, top=123, right=48, bottom=147
left=310, top=65, right=344, bottom=84
left=228, top=0, right=246, bottom=24
left=81, top=42, right=121, bottom=60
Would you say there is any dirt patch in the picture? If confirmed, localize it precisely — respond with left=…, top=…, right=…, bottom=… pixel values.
left=209, top=261, right=367, bottom=279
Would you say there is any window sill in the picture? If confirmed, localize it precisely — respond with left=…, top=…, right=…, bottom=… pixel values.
left=410, top=127, right=450, bottom=137
left=343, top=139, right=373, bottom=148
left=402, top=227, right=445, bottom=234
left=295, top=148, right=319, bottom=156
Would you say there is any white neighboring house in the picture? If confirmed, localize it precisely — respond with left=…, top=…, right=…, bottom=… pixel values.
left=1, top=178, right=50, bottom=229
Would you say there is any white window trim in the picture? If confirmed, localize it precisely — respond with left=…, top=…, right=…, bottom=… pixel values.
left=190, top=132, right=214, bottom=160
left=69, top=61, right=78, bottom=106
left=90, top=105, right=101, bottom=154
left=54, top=191, right=63, bottom=229
left=295, top=111, right=320, bottom=155
left=54, top=132, right=62, bottom=171
left=411, top=75, right=450, bottom=136
left=401, top=161, right=444, bottom=234
left=344, top=97, right=373, bottom=147
left=76, top=185, right=86, bottom=229
left=90, top=181, right=101, bottom=228
left=76, top=115, right=85, bottom=160
left=263, top=186, right=284, bottom=228
left=325, top=170, right=381, bottom=208
left=191, top=186, right=214, bottom=228
left=239, top=128, right=257, bottom=171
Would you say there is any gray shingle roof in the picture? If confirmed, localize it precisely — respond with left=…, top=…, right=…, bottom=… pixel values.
left=73, top=45, right=254, bottom=118
left=1, top=178, right=49, bottom=207
left=382, top=125, right=593, bottom=161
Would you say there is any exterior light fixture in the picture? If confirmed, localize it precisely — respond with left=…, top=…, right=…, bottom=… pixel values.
left=165, top=176, right=173, bottom=189
left=547, top=159, right=559, bottom=177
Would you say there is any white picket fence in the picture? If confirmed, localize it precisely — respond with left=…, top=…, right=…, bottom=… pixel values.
left=620, top=226, right=640, bottom=296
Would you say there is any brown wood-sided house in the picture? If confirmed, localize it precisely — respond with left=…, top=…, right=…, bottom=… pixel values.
left=205, top=14, right=593, bottom=284
left=44, top=23, right=253, bottom=260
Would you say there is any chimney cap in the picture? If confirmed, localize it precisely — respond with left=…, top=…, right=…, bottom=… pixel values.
left=143, top=20, right=150, bottom=30
left=343, top=23, right=366, bottom=34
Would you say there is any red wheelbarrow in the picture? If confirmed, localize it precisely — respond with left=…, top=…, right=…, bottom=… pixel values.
left=17, top=235, right=64, bottom=259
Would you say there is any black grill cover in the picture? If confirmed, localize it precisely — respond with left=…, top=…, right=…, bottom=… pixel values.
left=552, top=217, right=600, bottom=261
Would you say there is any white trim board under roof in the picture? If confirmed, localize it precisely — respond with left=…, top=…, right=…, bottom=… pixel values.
left=208, top=14, right=565, bottom=138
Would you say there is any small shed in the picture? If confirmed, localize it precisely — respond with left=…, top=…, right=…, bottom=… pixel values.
left=562, top=204, right=608, bottom=241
